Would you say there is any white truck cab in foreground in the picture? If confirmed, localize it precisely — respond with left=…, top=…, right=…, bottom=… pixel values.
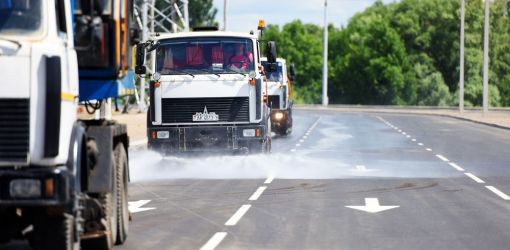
left=0, top=1, right=133, bottom=249
left=137, top=30, right=277, bottom=153
left=261, top=57, right=294, bottom=135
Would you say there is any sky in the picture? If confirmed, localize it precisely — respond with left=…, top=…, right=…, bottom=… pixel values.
left=212, top=0, right=397, bottom=32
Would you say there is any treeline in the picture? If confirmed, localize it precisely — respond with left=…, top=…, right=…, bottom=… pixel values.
left=262, top=0, right=510, bottom=106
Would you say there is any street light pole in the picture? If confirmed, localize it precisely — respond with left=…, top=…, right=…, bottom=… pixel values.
left=482, top=0, right=490, bottom=114
left=322, top=0, right=328, bottom=106
left=459, top=0, right=465, bottom=112
left=224, top=0, right=228, bottom=31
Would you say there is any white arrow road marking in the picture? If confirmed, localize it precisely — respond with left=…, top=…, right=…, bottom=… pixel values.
left=346, top=198, right=399, bottom=213
left=128, top=200, right=156, bottom=213
left=351, top=165, right=377, bottom=173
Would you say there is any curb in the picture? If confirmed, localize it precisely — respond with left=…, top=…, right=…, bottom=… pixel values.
left=294, top=106, right=510, bottom=131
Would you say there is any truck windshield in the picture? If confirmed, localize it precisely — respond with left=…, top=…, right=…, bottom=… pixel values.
left=261, top=61, right=284, bottom=83
left=156, top=37, right=255, bottom=75
left=0, top=0, right=42, bottom=37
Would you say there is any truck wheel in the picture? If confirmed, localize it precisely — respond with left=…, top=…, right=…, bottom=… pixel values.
left=114, top=143, right=129, bottom=244
left=83, top=193, right=116, bottom=250
left=33, top=214, right=79, bottom=250
left=83, top=157, right=118, bottom=250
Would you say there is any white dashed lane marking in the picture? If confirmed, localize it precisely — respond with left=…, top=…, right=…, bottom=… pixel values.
left=465, top=173, right=485, bottom=184
left=435, top=154, right=449, bottom=162
left=486, top=186, right=510, bottom=200
left=225, top=205, right=251, bottom=226
left=448, top=162, right=465, bottom=171
left=200, top=232, right=227, bottom=250
left=264, top=176, right=274, bottom=184
left=249, top=186, right=267, bottom=201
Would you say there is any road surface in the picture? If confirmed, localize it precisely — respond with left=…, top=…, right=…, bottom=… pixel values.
left=3, top=109, right=510, bottom=249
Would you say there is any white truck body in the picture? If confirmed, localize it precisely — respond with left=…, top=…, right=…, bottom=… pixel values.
left=0, top=0, right=78, bottom=167
left=144, top=31, right=272, bottom=153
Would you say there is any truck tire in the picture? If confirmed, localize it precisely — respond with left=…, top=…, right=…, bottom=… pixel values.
left=83, top=155, right=118, bottom=250
left=114, top=143, right=129, bottom=244
left=33, top=214, right=79, bottom=250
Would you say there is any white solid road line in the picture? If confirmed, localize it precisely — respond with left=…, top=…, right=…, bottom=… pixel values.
left=200, top=232, right=228, bottom=250
left=436, top=154, right=449, bottom=162
left=486, top=186, right=510, bottom=200
left=249, top=186, right=267, bottom=201
left=465, top=173, right=485, bottom=184
left=225, top=205, right=251, bottom=226
left=448, top=162, right=465, bottom=171
left=264, top=176, right=274, bottom=184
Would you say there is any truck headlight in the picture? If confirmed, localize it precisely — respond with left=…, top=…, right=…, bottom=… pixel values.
left=243, top=129, right=256, bottom=137
left=157, top=131, right=170, bottom=139
left=10, top=179, right=41, bottom=198
left=274, top=112, right=284, bottom=120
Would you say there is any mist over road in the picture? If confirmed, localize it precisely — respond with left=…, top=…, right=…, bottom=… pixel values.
left=119, top=109, right=510, bottom=250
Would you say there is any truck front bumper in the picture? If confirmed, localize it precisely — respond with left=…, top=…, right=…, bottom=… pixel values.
left=147, top=124, right=267, bottom=153
left=0, top=166, right=71, bottom=206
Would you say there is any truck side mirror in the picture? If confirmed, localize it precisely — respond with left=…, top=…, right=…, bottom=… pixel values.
left=265, top=41, right=278, bottom=72
left=135, top=43, right=146, bottom=75
left=266, top=41, right=277, bottom=63
left=289, top=63, right=296, bottom=81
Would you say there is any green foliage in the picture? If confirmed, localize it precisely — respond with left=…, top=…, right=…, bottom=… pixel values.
left=265, top=0, right=510, bottom=106
left=189, top=0, right=218, bottom=27
left=262, top=21, right=324, bottom=103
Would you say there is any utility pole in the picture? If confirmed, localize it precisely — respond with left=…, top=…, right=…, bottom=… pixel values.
left=459, top=0, right=465, bottom=112
left=322, top=0, right=328, bottom=106
left=482, top=0, right=490, bottom=114
left=223, top=0, right=228, bottom=31
left=183, top=0, right=189, bottom=31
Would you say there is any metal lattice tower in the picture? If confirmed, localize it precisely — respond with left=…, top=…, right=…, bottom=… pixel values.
left=132, top=0, right=189, bottom=111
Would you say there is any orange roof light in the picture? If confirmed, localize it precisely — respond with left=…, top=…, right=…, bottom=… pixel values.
left=258, top=19, right=266, bottom=30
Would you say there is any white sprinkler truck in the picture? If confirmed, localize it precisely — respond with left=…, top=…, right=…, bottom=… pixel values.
left=0, top=0, right=135, bottom=249
left=261, top=58, right=295, bottom=136
left=136, top=26, right=278, bottom=153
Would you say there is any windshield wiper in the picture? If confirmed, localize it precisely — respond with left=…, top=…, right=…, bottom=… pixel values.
left=162, top=69, right=195, bottom=78
left=187, top=68, right=220, bottom=77
left=224, top=68, right=246, bottom=77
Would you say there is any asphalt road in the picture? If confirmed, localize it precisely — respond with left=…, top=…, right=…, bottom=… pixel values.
left=3, top=109, right=510, bottom=249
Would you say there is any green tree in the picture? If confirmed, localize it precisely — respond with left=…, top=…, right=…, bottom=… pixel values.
left=189, top=0, right=218, bottom=28
left=262, top=21, right=324, bottom=103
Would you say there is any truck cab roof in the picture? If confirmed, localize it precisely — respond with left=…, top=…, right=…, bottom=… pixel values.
left=153, top=31, right=258, bottom=41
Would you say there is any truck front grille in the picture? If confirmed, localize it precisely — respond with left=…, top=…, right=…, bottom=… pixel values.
left=0, top=99, right=29, bottom=163
left=161, top=97, right=249, bottom=123
left=268, top=95, right=280, bottom=109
